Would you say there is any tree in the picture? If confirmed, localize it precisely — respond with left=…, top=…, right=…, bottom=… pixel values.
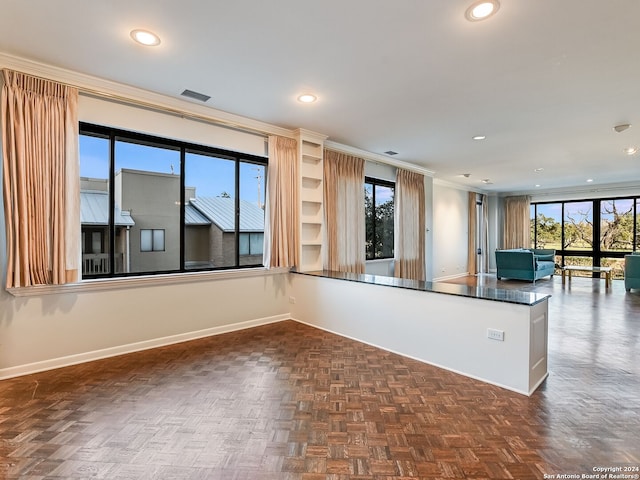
left=600, top=201, right=633, bottom=251
left=365, top=187, right=394, bottom=259
left=533, top=213, right=560, bottom=249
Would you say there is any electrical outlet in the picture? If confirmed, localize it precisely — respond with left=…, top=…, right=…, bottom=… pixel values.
left=289, top=296, right=296, bottom=304
left=487, top=328, right=504, bottom=341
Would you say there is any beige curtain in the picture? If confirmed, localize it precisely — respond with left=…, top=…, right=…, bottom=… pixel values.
left=263, top=135, right=299, bottom=268
left=323, top=149, right=365, bottom=273
left=2, top=70, right=79, bottom=288
left=503, top=195, right=531, bottom=249
left=467, top=193, right=490, bottom=274
left=480, top=194, right=489, bottom=273
left=394, top=169, right=425, bottom=281
left=467, top=191, right=477, bottom=274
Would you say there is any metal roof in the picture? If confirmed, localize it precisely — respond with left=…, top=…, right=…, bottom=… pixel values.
left=81, top=190, right=263, bottom=232
left=184, top=204, right=211, bottom=226
left=80, top=191, right=135, bottom=226
left=189, top=197, right=264, bottom=232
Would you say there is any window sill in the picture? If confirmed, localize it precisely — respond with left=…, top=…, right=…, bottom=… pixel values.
left=366, top=258, right=394, bottom=263
left=7, top=267, right=290, bottom=297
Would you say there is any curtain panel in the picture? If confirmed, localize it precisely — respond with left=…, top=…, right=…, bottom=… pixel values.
left=394, top=169, right=425, bottom=281
left=503, top=195, right=531, bottom=249
left=2, top=69, right=79, bottom=288
left=468, top=193, right=490, bottom=274
left=480, top=194, right=489, bottom=273
left=323, top=149, right=365, bottom=273
left=263, top=135, right=299, bottom=268
left=467, top=191, right=477, bottom=274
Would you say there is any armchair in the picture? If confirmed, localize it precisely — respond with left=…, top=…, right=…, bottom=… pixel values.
left=625, top=253, right=640, bottom=292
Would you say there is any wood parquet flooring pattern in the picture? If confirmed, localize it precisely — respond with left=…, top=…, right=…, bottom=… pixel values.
left=1, top=276, right=639, bottom=479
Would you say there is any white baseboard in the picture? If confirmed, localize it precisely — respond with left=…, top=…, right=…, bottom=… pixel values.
left=0, top=314, right=290, bottom=381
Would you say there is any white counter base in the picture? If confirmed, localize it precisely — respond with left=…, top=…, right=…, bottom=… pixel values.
left=289, top=272, right=549, bottom=396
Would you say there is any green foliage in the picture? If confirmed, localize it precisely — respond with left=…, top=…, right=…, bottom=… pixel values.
left=365, top=188, right=394, bottom=259
left=532, top=213, right=561, bottom=249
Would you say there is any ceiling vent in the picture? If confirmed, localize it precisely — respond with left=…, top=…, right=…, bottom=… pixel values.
left=181, top=89, right=211, bottom=103
left=384, top=150, right=398, bottom=156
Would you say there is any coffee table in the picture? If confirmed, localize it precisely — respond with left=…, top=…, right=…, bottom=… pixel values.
left=561, top=265, right=612, bottom=289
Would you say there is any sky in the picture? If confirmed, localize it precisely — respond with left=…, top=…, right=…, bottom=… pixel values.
left=80, top=134, right=266, bottom=206
left=533, top=199, right=637, bottom=223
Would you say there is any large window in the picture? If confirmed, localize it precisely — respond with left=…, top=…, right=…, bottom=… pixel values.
left=365, top=177, right=395, bottom=260
left=531, top=196, right=639, bottom=279
left=79, top=123, right=267, bottom=278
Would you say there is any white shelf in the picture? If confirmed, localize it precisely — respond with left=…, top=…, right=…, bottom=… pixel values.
left=302, top=175, right=322, bottom=187
left=297, top=129, right=327, bottom=272
left=301, top=222, right=322, bottom=245
left=301, top=185, right=323, bottom=203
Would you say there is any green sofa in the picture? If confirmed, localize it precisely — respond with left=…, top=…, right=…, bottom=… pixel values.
left=495, top=248, right=556, bottom=282
left=625, top=253, right=640, bottom=292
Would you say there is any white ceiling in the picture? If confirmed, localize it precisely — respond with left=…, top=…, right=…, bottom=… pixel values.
left=1, top=0, right=639, bottom=193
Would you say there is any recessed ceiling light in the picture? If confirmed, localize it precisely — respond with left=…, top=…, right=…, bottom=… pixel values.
left=297, top=94, right=317, bottom=103
left=623, top=146, right=638, bottom=156
left=472, top=135, right=486, bottom=140
left=384, top=150, right=398, bottom=156
left=613, top=124, right=631, bottom=133
left=465, top=0, right=500, bottom=21
left=130, top=29, right=161, bottom=46
left=481, top=179, right=492, bottom=184
left=535, top=184, right=541, bottom=188
left=534, top=167, right=544, bottom=172
left=586, top=178, right=594, bottom=183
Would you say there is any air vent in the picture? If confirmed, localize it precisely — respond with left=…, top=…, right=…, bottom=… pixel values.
left=181, top=89, right=211, bottom=103
left=384, top=150, right=398, bottom=156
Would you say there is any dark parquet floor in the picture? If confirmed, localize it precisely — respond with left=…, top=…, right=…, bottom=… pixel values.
left=0, top=275, right=639, bottom=479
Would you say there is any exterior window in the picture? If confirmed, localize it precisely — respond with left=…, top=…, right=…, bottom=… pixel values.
left=531, top=196, right=640, bottom=280
left=239, top=233, right=264, bottom=255
left=365, top=177, right=395, bottom=260
left=79, top=123, right=267, bottom=278
left=140, top=229, right=165, bottom=252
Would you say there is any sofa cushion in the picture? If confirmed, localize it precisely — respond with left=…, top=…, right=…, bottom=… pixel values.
left=534, top=254, right=554, bottom=262
left=535, top=260, right=554, bottom=271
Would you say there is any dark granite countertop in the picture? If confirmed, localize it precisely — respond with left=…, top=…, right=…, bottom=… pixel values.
left=293, top=270, right=551, bottom=306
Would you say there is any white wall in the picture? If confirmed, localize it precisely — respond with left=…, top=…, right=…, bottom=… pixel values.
left=432, top=182, right=469, bottom=280
left=0, top=274, right=290, bottom=378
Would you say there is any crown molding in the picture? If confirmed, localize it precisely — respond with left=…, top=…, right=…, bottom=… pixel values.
left=501, top=180, right=640, bottom=200
left=294, top=128, right=328, bottom=144
left=433, top=177, right=489, bottom=194
left=323, top=140, right=435, bottom=177
left=0, top=52, right=294, bottom=139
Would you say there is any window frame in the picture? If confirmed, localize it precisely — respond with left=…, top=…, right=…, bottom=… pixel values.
left=531, top=195, right=639, bottom=277
left=365, top=176, right=395, bottom=261
left=140, top=229, right=166, bottom=252
left=79, top=122, right=268, bottom=279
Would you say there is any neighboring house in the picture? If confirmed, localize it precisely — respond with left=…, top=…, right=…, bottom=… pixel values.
left=80, top=179, right=135, bottom=275
left=187, top=196, right=265, bottom=268
left=80, top=170, right=264, bottom=276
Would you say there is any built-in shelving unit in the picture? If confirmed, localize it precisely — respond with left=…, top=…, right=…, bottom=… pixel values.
left=296, top=129, right=327, bottom=271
